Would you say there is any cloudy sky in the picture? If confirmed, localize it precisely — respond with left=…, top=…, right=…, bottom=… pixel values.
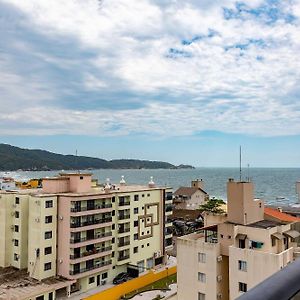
left=1, top=0, right=300, bottom=167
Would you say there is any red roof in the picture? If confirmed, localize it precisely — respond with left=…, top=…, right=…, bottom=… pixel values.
left=264, top=207, right=300, bottom=222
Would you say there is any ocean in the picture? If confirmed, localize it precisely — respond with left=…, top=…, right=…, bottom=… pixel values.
left=1, top=168, right=300, bottom=205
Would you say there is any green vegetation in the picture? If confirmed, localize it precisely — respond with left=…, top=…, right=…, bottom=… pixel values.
left=122, top=273, right=177, bottom=299
left=0, top=144, right=193, bottom=171
left=198, top=198, right=226, bottom=214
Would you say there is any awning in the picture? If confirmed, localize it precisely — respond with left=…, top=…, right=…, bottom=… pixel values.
left=236, top=234, right=247, bottom=240
left=284, top=230, right=300, bottom=239
left=271, top=233, right=284, bottom=240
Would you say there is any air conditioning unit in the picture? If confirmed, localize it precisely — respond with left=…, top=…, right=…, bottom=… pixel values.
left=217, top=293, right=222, bottom=299
left=217, top=255, right=222, bottom=262
left=35, top=218, right=40, bottom=223
left=217, top=275, right=223, bottom=282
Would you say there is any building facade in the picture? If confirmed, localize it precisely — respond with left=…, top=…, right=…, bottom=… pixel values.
left=0, top=173, right=172, bottom=300
left=177, top=179, right=299, bottom=300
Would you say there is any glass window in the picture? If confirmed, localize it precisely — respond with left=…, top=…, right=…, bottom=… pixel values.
left=15, top=211, right=19, bottom=218
left=44, top=262, right=51, bottom=271
left=239, top=282, right=247, bottom=292
left=134, top=220, right=138, bottom=227
left=15, top=197, right=19, bottom=204
left=89, top=277, right=95, bottom=284
left=14, top=225, right=19, bottom=232
left=45, top=216, right=53, bottom=224
left=134, top=195, right=139, bottom=201
left=14, top=253, right=18, bottom=261
left=134, top=233, right=138, bottom=240
left=238, top=260, right=247, bottom=272
left=45, top=200, right=53, bottom=208
left=45, top=247, right=52, bottom=255
left=198, top=252, right=206, bottom=263
left=48, top=292, right=53, bottom=300
left=102, top=272, right=108, bottom=279
left=134, top=246, right=138, bottom=253
left=14, top=239, right=19, bottom=247
left=36, top=296, right=44, bottom=300
left=134, top=207, right=139, bottom=214
left=45, top=231, right=52, bottom=239
left=198, top=272, right=206, bottom=283
left=198, top=292, right=205, bottom=300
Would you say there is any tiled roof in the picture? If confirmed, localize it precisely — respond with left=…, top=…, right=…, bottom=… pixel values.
left=264, top=207, right=300, bottom=222
left=174, top=186, right=207, bottom=197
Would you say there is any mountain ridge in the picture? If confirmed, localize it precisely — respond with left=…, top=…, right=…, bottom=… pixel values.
left=0, top=143, right=195, bottom=171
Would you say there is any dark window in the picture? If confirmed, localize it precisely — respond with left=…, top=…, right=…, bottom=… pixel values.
left=15, top=211, right=19, bottom=218
left=112, top=238, right=115, bottom=243
left=45, top=231, right=52, bottom=239
left=134, top=208, right=139, bottom=214
left=239, top=239, right=245, bottom=249
left=112, top=210, right=115, bottom=216
left=112, top=251, right=115, bottom=258
left=44, top=262, right=51, bottom=271
left=14, top=253, right=18, bottom=261
left=142, top=245, right=144, bottom=248
left=36, top=296, right=44, bottom=300
left=102, top=272, right=108, bottom=279
left=142, top=194, right=145, bottom=197
left=112, top=224, right=115, bottom=230
left=15, top=197, right=19, bottom=204
left=239, top=282, right=247, bottom=292
left=134, top=234, right=138, bottom=240
left=45, top=247, right=52, bottom=255
left=89, top=277, right=95, bottom=284
left=45, top=200, right=53, bottom=208
left=45, top=216, right=53, bottom=224
left=147, top=194, right=150, bottom=197
left=272, top=238, right=276, bottom=247
left=80, top=176, right=84, bottom=180
left=147, top=243, right=150, bottom=246
left=14, top=225, right=19, bottom=232
left=134, top=220, right=138, bottom=227
left=48, top=292, right=53, bottom=300
left=112, top=197, right=115, bottom=203
left=134, top=195, right=139, bottom=201
left=14, top=239, right=19, bottom=247
left=134, top=246, right=138, bottom=253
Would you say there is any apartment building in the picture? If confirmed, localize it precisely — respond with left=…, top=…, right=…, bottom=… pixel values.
left=177, top=179, right=299, bottom=300
left=0, top=173, right=172, bottom=300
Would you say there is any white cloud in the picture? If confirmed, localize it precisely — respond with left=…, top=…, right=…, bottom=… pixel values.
left=1, top=0, right=300, bottom=137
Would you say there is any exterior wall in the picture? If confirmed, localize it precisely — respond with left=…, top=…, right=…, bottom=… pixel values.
left=227, top=180, right=264, bottom=225
left=28, top=196, right=57, bottom=280
left=25, top=290, right=56, bottom=300
left=191, top=179, right=204, bottom=190
left=176, top=190, right=206, bottom=210
left=229, top=246, right=294, bottom=299
left=42, top=178, right=70, bottom=193
left=68, top=174, right=92, bottom=193
left=204, top=213, right=227, bottom=227
left=218, top=222, right=236, bottom=256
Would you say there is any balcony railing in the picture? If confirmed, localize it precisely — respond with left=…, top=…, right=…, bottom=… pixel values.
left=70, top=246, right=112, bottom=259
left=118, top=214, right=130, bottom=220
left=119, top=201, right=130, bottom=206
left=118, top=240, right=130, bottom=247
left=70, top=217, right=112, bottom=228
left=69, top=260, right=112, bottom=275
left=71, top=203, right=112, bottom=212
left=118, top=255, right=130, bottom=261
left=70, top=231, right=112, bottom=244
left=118, top=227, right=130, bottom=234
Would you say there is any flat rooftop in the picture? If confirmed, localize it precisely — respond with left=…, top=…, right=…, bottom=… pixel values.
left=247, top=219, right=285, bottom=229
left=0, top=267, right=74, bottom=300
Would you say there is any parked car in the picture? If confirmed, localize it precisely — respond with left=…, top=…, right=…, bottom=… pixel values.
left=113, top=272, right=130, bottom=284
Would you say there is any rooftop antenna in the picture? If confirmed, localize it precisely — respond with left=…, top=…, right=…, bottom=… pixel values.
left=239, top=145, right=242, bottom=182
left=76, top=149, right=79, bottom=174
left=247, top=163, right=250, bottom=182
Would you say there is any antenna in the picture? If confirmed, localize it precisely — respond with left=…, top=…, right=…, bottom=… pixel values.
left=247, top=163, right=250, bottom=182
left=239, top=146, right=242, bottom=181
left=76, top=149, right=79, bottom=174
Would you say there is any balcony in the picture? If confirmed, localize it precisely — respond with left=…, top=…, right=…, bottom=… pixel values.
left=70, top=231, right=112, bottom=244
left=70, top=246, right=112, bottom=260
left=119, top=198, right=130, bottom=207
left=69, top=260, right=112, bottom=275
left=71, top=203, right=112, bottom=213
left=118, top=227, right=130, bottom=234
left=118, top=214, right=130, bottom=220
left=70, top=217, right=112, bottom=228
left=118, top=255, right=130, bottom=261
left=118, top=240, right=130, bottom=247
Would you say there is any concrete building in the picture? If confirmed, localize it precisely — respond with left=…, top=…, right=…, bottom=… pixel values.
left=0, top=173, right=172, bottom=300
left=174, top=179, right=208, bottom=210
left=177, top=179, right=300, bottom=300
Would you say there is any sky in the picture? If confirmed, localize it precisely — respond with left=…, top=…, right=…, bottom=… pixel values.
left=0, top=0, right=300, bottom=167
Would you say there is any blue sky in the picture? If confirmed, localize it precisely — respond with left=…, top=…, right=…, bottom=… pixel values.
left=0, top=0, right=300, bottom=167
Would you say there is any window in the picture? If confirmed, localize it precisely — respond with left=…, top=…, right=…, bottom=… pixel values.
left=102, top=272, right=108, bottom=279
left=45, top=247, right=52, bottom=255
left=14, top=239, right=19, bottom=247
left=80, top=176, right=84, bottom=180
left=142, top=194, right=145, bottom=197
left=112, top=197, right=115, bottom=203
left=15, top=211, right=19, bottom=218
left=45, top=231, right=52, bottom=239
left=142, top=245, right=144, bottom=248
left=134, top=234, right=138, bottom=240
left=134, top=220, right=138, bottom=227
left=112, top=210, right=115, bottom=216
left=112, top=251, right=115, bottom=258
left=15, top=197, right=19, bottom=204
left=239, top=239, right=246, bottom=249
left=45, top=200, right=53, bottom=208
left=134, top=195, right=139, bottom=201
left=112, top=224, right=115, bottom=230
left=14, top=225, right=19, bottom=232
left=134, top=207, right=139, bottom=214
left=45, top=216, right=53, bottom=224
left=198, top=292, right=205, bottom=300
left=89, top=277, right=95, bottom=284
left=198, top=253, right=206, bottom=263
left=48, top=292, right=53, bottom=300
left=147, top=193, right=150, bottom=197
left=228, top=235, right=232, bottom=239
left=44, top=262, right=51, bottom=271
left=198, top=272, right=206, bottom=283
left=112, top=238, right=115, bottom=243
left=238, top=260, right=247, bottom=272
left=147, top=243, right=150, bottom=246
left=272, top=238, right=276, bottom=247
left=134, top=246, right=138, bottom=253
left=36, top=296, right=44, bottom=300
left=239, top=282, right=247, bottom=292
left=14, top=253, right=19, bottom=261
left=220, top=234, right=224, bottom=238
left=251, top=241, right=264, bottom=249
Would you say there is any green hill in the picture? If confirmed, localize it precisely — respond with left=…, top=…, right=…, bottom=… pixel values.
left=0, top=144, right=193, bottom=171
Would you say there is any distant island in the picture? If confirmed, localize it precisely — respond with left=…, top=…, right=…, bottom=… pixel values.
left=0, top=144, right=195, bottom=171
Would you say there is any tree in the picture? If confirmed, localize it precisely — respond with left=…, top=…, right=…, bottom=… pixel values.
left=198, top=198, right=226, bottom=214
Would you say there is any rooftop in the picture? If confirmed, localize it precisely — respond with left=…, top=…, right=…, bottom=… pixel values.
left=246, top=219, right=285, bottom=229
left=174, top=186, right=207, bottom=197
left=264, top=207, right=300, bottom=222
left=0, top=267, right=74, bottom=300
